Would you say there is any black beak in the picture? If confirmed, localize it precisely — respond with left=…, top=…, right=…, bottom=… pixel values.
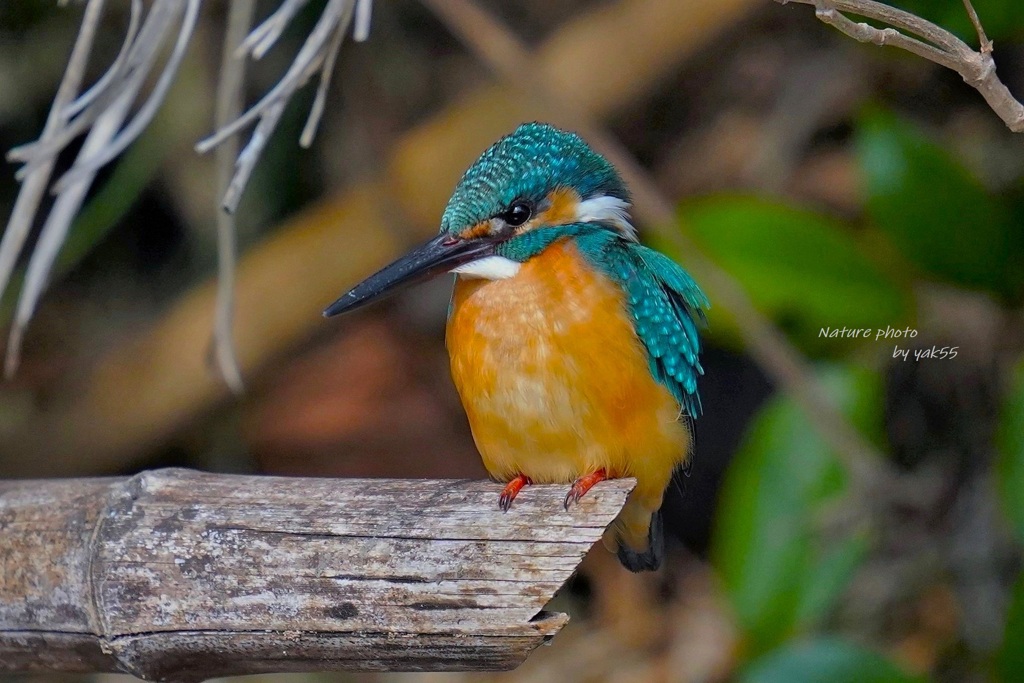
left=323, top=233, right=495, bottom=317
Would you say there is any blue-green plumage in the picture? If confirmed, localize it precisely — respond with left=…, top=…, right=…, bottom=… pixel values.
left=497, top=222, right=708, bottom=417
left=605, top=242, right=708, bottom=418
left=441, top=123, right=628, bottom=234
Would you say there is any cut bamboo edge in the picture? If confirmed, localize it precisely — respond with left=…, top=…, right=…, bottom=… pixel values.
left=0, top=469, right=635, bottom=680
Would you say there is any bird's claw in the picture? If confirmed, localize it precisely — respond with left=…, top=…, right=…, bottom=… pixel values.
left=563, top=469, right=607, bottom=511
left=498, top=474, right=532, bottom=512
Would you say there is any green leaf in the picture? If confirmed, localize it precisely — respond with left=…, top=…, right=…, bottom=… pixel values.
left=675, top=196, right=911, bottom=355
left=856, top=108, right=1023, bottom=300
left=740, top=638, right=924, bottom=683
left=712, top=364, right=882, bottom=654
left=998, top=573, right=1024, bottom=682
left=793, top=533, right=870, bottom=629
left=996, top=361, right=1024, bottom=540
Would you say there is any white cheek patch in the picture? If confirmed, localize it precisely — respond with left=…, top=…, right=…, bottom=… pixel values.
left=576, top=195, right=637, bottom=241
left=451, top=255, right=522, bottom=280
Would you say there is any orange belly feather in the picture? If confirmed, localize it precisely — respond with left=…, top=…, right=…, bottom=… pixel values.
left=446, top=239, right=690, bottom=528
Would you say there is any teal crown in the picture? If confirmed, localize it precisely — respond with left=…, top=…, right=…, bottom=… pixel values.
left=440, top=122, right=629, bottom=233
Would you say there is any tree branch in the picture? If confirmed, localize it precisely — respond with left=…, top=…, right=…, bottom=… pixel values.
left=776, top=0, right=1024, bottom=132
left=961, top=0, right=992, bottom=54
left=0, top=469, right=634, bottom=678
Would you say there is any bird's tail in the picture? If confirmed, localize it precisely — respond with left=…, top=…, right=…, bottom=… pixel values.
left=605, top=484, right=665, bottom=572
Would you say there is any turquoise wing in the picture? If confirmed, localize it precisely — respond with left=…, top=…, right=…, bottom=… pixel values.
left=597, top=239, right=709, bottom=417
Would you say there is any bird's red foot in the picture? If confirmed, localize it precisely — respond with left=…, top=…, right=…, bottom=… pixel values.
left=499, top=475, right=532, bottom=512
left=564, top=469, right=608, bottom=510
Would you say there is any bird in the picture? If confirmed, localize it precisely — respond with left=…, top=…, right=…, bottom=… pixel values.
left=324, top=122, right=708, bottom=571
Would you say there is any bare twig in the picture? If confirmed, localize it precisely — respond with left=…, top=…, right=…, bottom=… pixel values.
left=300, top=8, right=349, bottom=148
left=9, top=2, right=185, bottom=178
left=776, top=0, right=1024, bottom=132
left=3, top=0, right=374, bottom=383
left=197, top=0, right=370, bottom=391
left=420, top=0, right=895, bottom=497
left=52, top=1, right=200, bottom=192
left=238, top=0, right=310, bottom=58
left=5, top=94, right=135, bottom=377
left=62, top=0, right=143, bottom=120
left=354, top=0, right=374, bottom=41
left=0, top=0, right=106, bottom=360
left=962, top=0, right=992, bottom=54
left=2, top=0, right=201, bottom=376
left=196, top=0, right=369, bottom=213
left=210, top=0, right=258, bottom=395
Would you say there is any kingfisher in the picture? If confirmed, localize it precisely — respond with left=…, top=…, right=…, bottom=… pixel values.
left=324, top=123, right=708, bottom=571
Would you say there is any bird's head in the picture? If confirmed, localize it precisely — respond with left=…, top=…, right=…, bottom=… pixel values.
left=324, top=122, right=634, bottom=316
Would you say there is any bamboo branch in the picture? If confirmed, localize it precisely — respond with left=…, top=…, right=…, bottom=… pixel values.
left=0, top=469, right=634, bottom=678
left=775, top=0, right=1024, bottom=132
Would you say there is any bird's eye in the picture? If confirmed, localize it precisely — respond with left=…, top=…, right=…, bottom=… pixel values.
left=501, top=200, right=533, bottom=227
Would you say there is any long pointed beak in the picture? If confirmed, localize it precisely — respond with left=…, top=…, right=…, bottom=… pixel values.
left=323, top=233, right=495, bottom=317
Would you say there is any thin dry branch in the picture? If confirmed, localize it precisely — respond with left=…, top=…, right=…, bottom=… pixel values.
left=195, top=0, right=368, bottom=213
left=0, top=0, right=106, bottom=370
left=961, top=0, right=992, bottom=54
left=0, top=470, right=633, bottom=678
left=1, top=0, right=201, bottom=377
left=420, top=0, right=894, bottom=497
left=198, top=0, right=370, bottom=390
left=210, top=0, right=258, bottom=395
left=2, top=0, right=372, bottom=386
left=776, top=0, right=1024, bottom=132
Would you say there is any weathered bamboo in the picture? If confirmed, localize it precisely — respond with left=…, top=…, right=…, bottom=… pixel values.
left=0, top=469, right=634, bottom=680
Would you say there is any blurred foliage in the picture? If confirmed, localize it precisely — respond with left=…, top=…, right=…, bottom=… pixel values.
left=997, top=361, right=1024, bottom=541
left=695, top=107, right=1024, bottom=678
left=888, top=0, right=1024, bottom=42
left=712, top=364, right=879, bottom=656
left=999, top=574, right=1024, bottom=682
left=856, top=107, right=1024, bottom=302
left=996, top=363, right=1024, bottom=682
left=738, top=638, right=924, bottom=683
left=678, top=197, right=912, bottom=355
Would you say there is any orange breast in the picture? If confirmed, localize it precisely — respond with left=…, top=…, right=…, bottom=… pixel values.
left=445, top=239, right=690, bottom=503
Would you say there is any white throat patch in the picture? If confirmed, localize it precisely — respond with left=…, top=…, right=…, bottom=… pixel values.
left=451, top=255, right=521, bottom=280
left=576, top=195, right=636, bottom=241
